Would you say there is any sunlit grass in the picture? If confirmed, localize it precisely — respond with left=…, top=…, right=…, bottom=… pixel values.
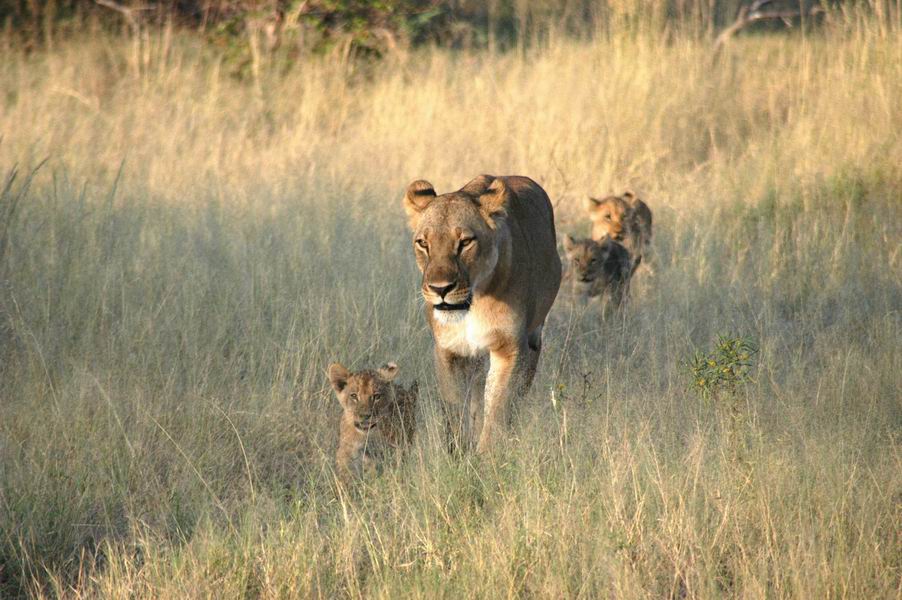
left=0, top=14, right=900, bottom=599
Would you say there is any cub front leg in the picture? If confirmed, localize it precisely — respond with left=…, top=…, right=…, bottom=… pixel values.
left=476, top=340, right=528, bottom=454
left=435, top=348, right=483, bottom=453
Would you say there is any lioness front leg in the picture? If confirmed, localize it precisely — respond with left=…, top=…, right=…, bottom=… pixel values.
left=476, top=341, right=528, bottom=454
left=435, top=348, right=483, bottom=453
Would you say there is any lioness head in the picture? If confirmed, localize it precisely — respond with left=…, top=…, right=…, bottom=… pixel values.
left=562, top=234, right=631, bottom=297
left=585, top=194, right=631, bottom=242
left=329, top=362, right=400, bottom=432
left=402, top=175, right=508, bottom=323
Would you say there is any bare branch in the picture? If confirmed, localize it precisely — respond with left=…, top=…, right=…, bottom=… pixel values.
left=94, top=0, right=151, bottom=29
left=714, top=1, right=825, bottom=49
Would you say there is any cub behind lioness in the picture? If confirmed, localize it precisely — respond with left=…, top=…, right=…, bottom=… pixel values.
left=586, top=191, right=653, bottom=274
left=563, top=234, right=633, bottom=309
left=328, top=362, right=417, bottom=481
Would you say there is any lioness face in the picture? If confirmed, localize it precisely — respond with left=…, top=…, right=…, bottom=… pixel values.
left=403, top=179, right=506, bottom=323
left=586, top=196, right=630, bottom=241
left=563, top=235, right=624, bottom=297
left=329, top=363, right=399, bottom=432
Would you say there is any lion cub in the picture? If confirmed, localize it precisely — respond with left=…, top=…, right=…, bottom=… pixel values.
left=585, top=191, right=653, bottom=274
left=328, top=362, right=417, bottom=480
left=563, top=234, right=633, bottom=309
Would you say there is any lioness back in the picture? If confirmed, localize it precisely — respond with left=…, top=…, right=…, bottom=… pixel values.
left=470, top=175, right=562, bottom=331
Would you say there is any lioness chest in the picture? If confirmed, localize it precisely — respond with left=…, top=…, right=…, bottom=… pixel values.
left=432, top=304, right=510, bottom=357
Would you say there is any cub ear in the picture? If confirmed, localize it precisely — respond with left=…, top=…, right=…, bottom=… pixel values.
left=585, top=196, right=603, bottom=212
left=477, top=177, right=509, bottom=229
left=403, top=180, right=436, bottom=229
left=328, top=363, right=350, bottom=394
left=562, top=233, right=576, bottom=252
left=377, top=362, right=400, bottom=382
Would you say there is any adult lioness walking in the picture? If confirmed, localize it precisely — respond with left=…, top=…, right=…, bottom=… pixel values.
left=403, top=175, right=562, bottom=453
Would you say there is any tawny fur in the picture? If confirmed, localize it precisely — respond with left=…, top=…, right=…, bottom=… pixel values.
left=403, top=174, right=562, bottom=453
left=328, top=362, right=417, bottom=481
left=585, top=191, right=653, bottom=274
left=562, top=234, right=633, bottom=310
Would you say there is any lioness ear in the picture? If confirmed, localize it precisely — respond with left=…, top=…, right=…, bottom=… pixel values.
left=562, top=234, right=576, bottom=252
left=403, top=180, right=436, bottom=229
left=328, top=363, right=350, bottom=394
left=377, top=362, right=399, bottom=382
left=461, top=174, right=496, bottom=195
left=478, top=177, right=509, bottom=229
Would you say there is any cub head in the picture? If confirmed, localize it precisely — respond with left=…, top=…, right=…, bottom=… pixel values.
left=402, top=175, right=509, bottom=324
left=328, top=362, right=400, bottom=432
left=562, top=234, right=629, bottom=297
left=585, top=194, right=631, bottom=242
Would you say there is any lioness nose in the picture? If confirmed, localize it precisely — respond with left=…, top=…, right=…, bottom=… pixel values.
left=427, top=281, right=455, bottom=298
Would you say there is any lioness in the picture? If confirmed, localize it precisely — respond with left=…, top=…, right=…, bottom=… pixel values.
left=328, top=362, right=417, bottom=480
left=403, top=175, right=562, bottom=453
left=586, top=191, right=653, bottom=274
left=562, top=234, right=633, bottom=309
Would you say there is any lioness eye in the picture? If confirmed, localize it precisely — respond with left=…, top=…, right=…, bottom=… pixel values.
left=458, top=237, right=474, bottom=252
left=415, top=239, right=428, bottom=249
left=349, top=393, right=358, bottom=402
left=373, top=393, right=382, bottom=401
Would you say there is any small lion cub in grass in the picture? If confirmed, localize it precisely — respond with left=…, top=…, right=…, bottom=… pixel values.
left=563, top=234, right=633, bottom=310
left=585, top=191, right=653, bottom=275
left=328, top=362, right=417, bottom=481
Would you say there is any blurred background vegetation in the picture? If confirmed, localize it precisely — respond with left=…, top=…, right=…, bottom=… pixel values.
left=3, top=0, right=845, bottom=58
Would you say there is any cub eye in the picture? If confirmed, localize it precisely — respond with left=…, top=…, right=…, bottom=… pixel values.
left=415, top=239, right=428, bottom=250
left=372, top=393, right=382, bottom=402
left=603, top=214, right=611, bottom=221
left=349, top=393, right=358, bottom=402
left=589, top=258, right=597, bottom=264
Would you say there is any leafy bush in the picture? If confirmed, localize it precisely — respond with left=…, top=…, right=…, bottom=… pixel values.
left=686, top=335, right=757, bottom=402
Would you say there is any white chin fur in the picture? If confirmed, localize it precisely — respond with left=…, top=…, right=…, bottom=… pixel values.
left=433, top=308, right=468, bottom=325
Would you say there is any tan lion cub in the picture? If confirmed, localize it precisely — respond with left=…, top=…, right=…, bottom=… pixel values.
left=328, top=362, right=417, bottom=480
left=585, top=191, right=653, bottom=274
left=562, top=234, right=633, bottom=309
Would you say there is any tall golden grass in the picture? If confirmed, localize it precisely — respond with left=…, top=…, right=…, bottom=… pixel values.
left=0, top=10, right=900, bottom=599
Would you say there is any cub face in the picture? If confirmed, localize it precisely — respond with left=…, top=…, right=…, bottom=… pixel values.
left=562, top=234, right=632, bottom=300
left=328, top=362, right=400, bottom=432
left=585, top=195, right=631, bottom=242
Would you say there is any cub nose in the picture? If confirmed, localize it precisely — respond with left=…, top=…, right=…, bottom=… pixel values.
left=427, top=281, right=455, bottom=298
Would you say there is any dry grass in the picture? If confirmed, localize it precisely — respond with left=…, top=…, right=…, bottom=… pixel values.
left=0, top=13, right=900, bottom=599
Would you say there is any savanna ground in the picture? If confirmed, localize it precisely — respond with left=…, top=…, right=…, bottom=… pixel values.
left=0, top=7, right=901, bottom=599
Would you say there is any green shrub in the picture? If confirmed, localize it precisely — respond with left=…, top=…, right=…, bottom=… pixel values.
left=686, top=335, right=757, bottom=403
